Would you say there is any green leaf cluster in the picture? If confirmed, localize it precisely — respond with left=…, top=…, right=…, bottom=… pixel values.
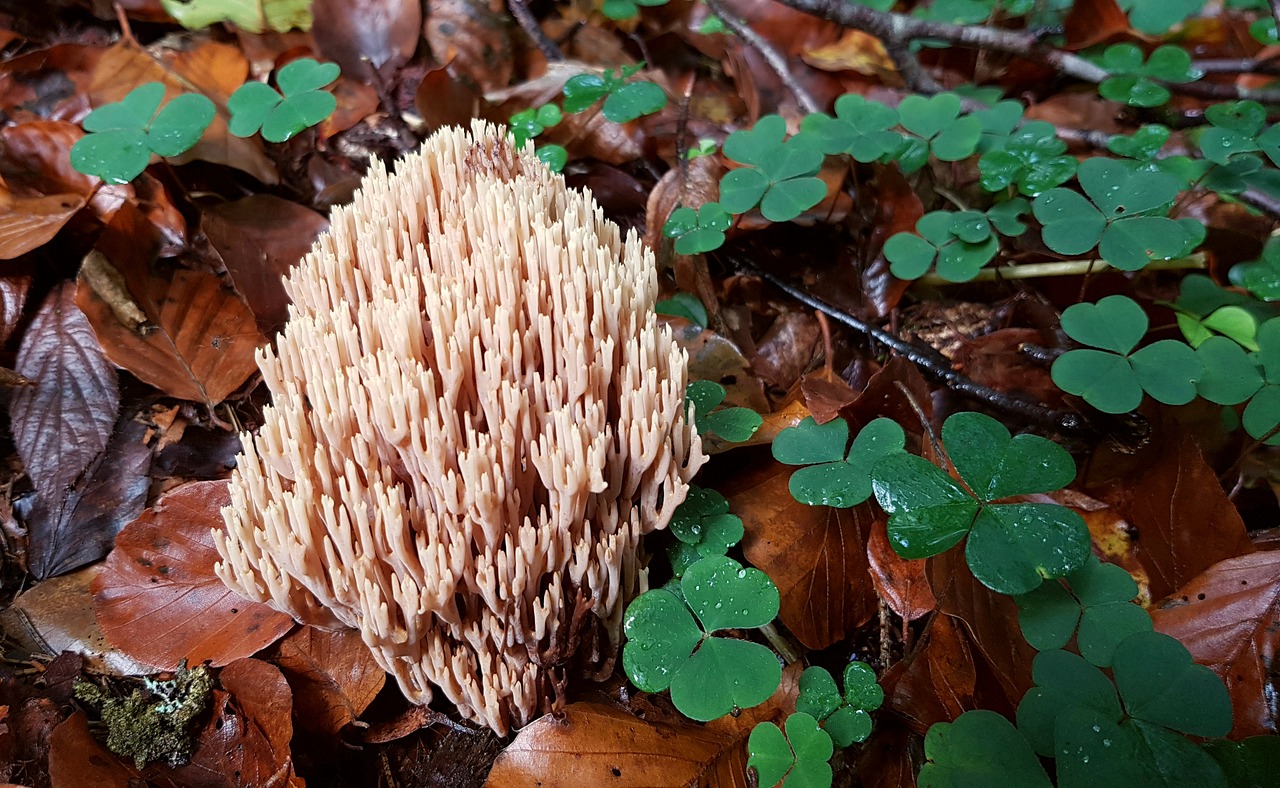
left=870, top=412, right=1088, bottom=594
left=747, top=663, right=883, bottom=788
left=686, top=380, right=763, bottom=443
left=1097, top=44, right=1202, bottom=108
left=506, top=63, right=667, bottom=172
left=663, top=203, right=731, bottom=255
left=883, top=202, right=1027, bottom=281
left=622, top=555, right=781, bottom=721
left=71, top=83, right=215, bottom=184
left=228, top=58, right=339, bottom=143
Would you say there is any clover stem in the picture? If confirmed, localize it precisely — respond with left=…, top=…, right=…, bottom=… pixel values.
left=759, top=621, right=802, bottom=665
left=918, top=254, right=1205, bottom=285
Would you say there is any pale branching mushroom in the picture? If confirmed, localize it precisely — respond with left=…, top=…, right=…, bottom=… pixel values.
left=214, top=122, right=706, bottom=734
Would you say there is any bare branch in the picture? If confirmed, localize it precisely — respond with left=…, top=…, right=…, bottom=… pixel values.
left=702, top=0, right=822, bottom=113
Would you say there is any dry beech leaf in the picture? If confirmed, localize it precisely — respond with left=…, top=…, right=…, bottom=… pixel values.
left=9, top=282, right=120, bottom=577
left=867, top=519, right=936, bottom=622
left=87, top=40, right=277, bottom=184
left=92, top=480, right=295, bottom=670
left=0, top=190, right=85, bottom=260
left=415, top=62, right=485, bottom=134
left=272, top=626, right=385, bottom=737
left=0, top=274, right=31, bottom=345
left=801, top=29, right=895, bottom=77
left=20, top=416, right=151, bottom=579
left=76, top=265, right=265, bottom=407
left=171, top=659, right=299, bottom=788
left=1106, top=430, right=1254, bottom=600
left=1152, top=551, right=1280, bottom=738
left=201, top=195, right=328, bottom=335
left=727, top=461, right=877, bottom=650
left=425, top=0, right=514, bottom=91
left=487, top=665, right=801, bottom=788
left=928, top=545, right=1036, bottom=709
left=311, top=0, right=421, bottom=78
left=48, top=711, right=139, bottom=788
left=882, top=613, right=976, bottom=735
left=1063, top=0, right=1130, bottom=49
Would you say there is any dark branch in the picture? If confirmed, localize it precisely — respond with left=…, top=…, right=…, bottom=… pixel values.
left=508, top=0, right=563, bottom=62
left=733, top=258, right=1148, bottom=441
left=702, top=0, right=822, bottom=114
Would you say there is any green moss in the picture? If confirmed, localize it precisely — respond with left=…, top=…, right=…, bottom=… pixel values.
left=74, top=663, right=214, bottom=769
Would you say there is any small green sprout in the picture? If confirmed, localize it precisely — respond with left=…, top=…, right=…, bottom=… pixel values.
left=748, top=712, right=834, bottom=788
left=71, top=82, right=216, bottom=184
left=685, top=380, right=762, bottom=443
left=663, top=203, right=731, bottom=256
left=622, top=555, right=782, bottom=721
left=665, top=485, right=744, bottom=577
left=794, top=662, right=882, bottom=747
left=228, top=57, right=340, bottom=143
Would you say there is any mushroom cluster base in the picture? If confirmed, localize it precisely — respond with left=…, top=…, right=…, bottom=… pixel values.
left=214, top=123, right=706, bottom=734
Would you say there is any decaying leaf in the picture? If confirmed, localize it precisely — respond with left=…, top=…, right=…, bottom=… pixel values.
left=272, top=626, right=385, bottom=738
left=728, top=461, right=877, bottom=650
left=9, top=282, right=120, bottom=578
left=92, top=480, right=295, bottom=670
left=1152, top=551, right=1280, bottom=738
left=77, top=264, right=265, bottom=407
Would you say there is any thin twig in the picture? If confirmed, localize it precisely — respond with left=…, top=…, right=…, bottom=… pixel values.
left=732, top=257, right=1110, bottom=437
left=918, top=254, right=1206, bottom=285
left=772, top=0, right=1280, bottom=104
left=1271, top=0, right=1280, bottom=33
left=1194, top=57, right=1280, bottom=76
left=507, top=0, right=563, bottom=62
left=702, top=0, right=822, bottom=114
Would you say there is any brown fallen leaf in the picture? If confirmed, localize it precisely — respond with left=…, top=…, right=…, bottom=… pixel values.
left=882, top=613, right=976, bottom=735
left=0, top=187, right=85, bottom=260
left=1101, top=430, right=1254, bottom=600
left=425, top=0, right=515, bottom=92
left=92, top=480, right=295, bottom=670
left=77, top=262, right=265, bottom=407
left=47, top=711, right=140, bottom=788
left=728, top=460, right=877, bottom=650
left=867, top=518, right=936, bottom=623
left=18, top=414, right=151, bottom=580
left=201, top=195, right=328, bottom=335
left=487, top=664, right=802, bottom=788
left=311, top=0, right=421, bottom=79
left=9, top=282, right=120, bottom=578
left=169, top=659, right=300, bottom=788
left=1152, top=550, right=1280, bottom=739
left=272, top=626, right=385, bottom=738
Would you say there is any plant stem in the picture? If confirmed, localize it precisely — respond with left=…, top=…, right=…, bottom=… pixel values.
left=759, top=621, right=802, bottom=665
left=508, top=0, right=563, bottom=62
left=918, top=254, right=1206, bottom=285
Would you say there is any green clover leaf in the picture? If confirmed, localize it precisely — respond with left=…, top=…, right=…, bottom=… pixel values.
left=897, top=92, right=982, bottom=162
left=748, top=713, right=834, bottom=788
left=1017, top=633, right=1231, bottom=787
left=802, top=94, right=905, bottom=162
left=71, top=82, right=216, bottom=184
left=1013, top=554, right=1153, bottom=666
left=721, top=116, right=827, bottom=222
left=774, top=417, right=906, bottom=508
left=871, top=411, right=1088, bottom=595
left=666, top=485, right=744, bottom=571
left=622, top=556, right=781, bottom=722
left=884, top=210, right=999, bottom=282
left=918, top=710, right=1052, bottom=788
left=600, top=0, right=668, bottom=21
left=663, top=203, right=731, bottom=255
left=1098, top=44, right=1201, bottom=108
left=228, top=58, right=339, bottom=143
left=978, top=121, right=1077, bottom=196
left=686, top=380, right=762, bottom=443
left=1053, top=295, right=1204, bottom=413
